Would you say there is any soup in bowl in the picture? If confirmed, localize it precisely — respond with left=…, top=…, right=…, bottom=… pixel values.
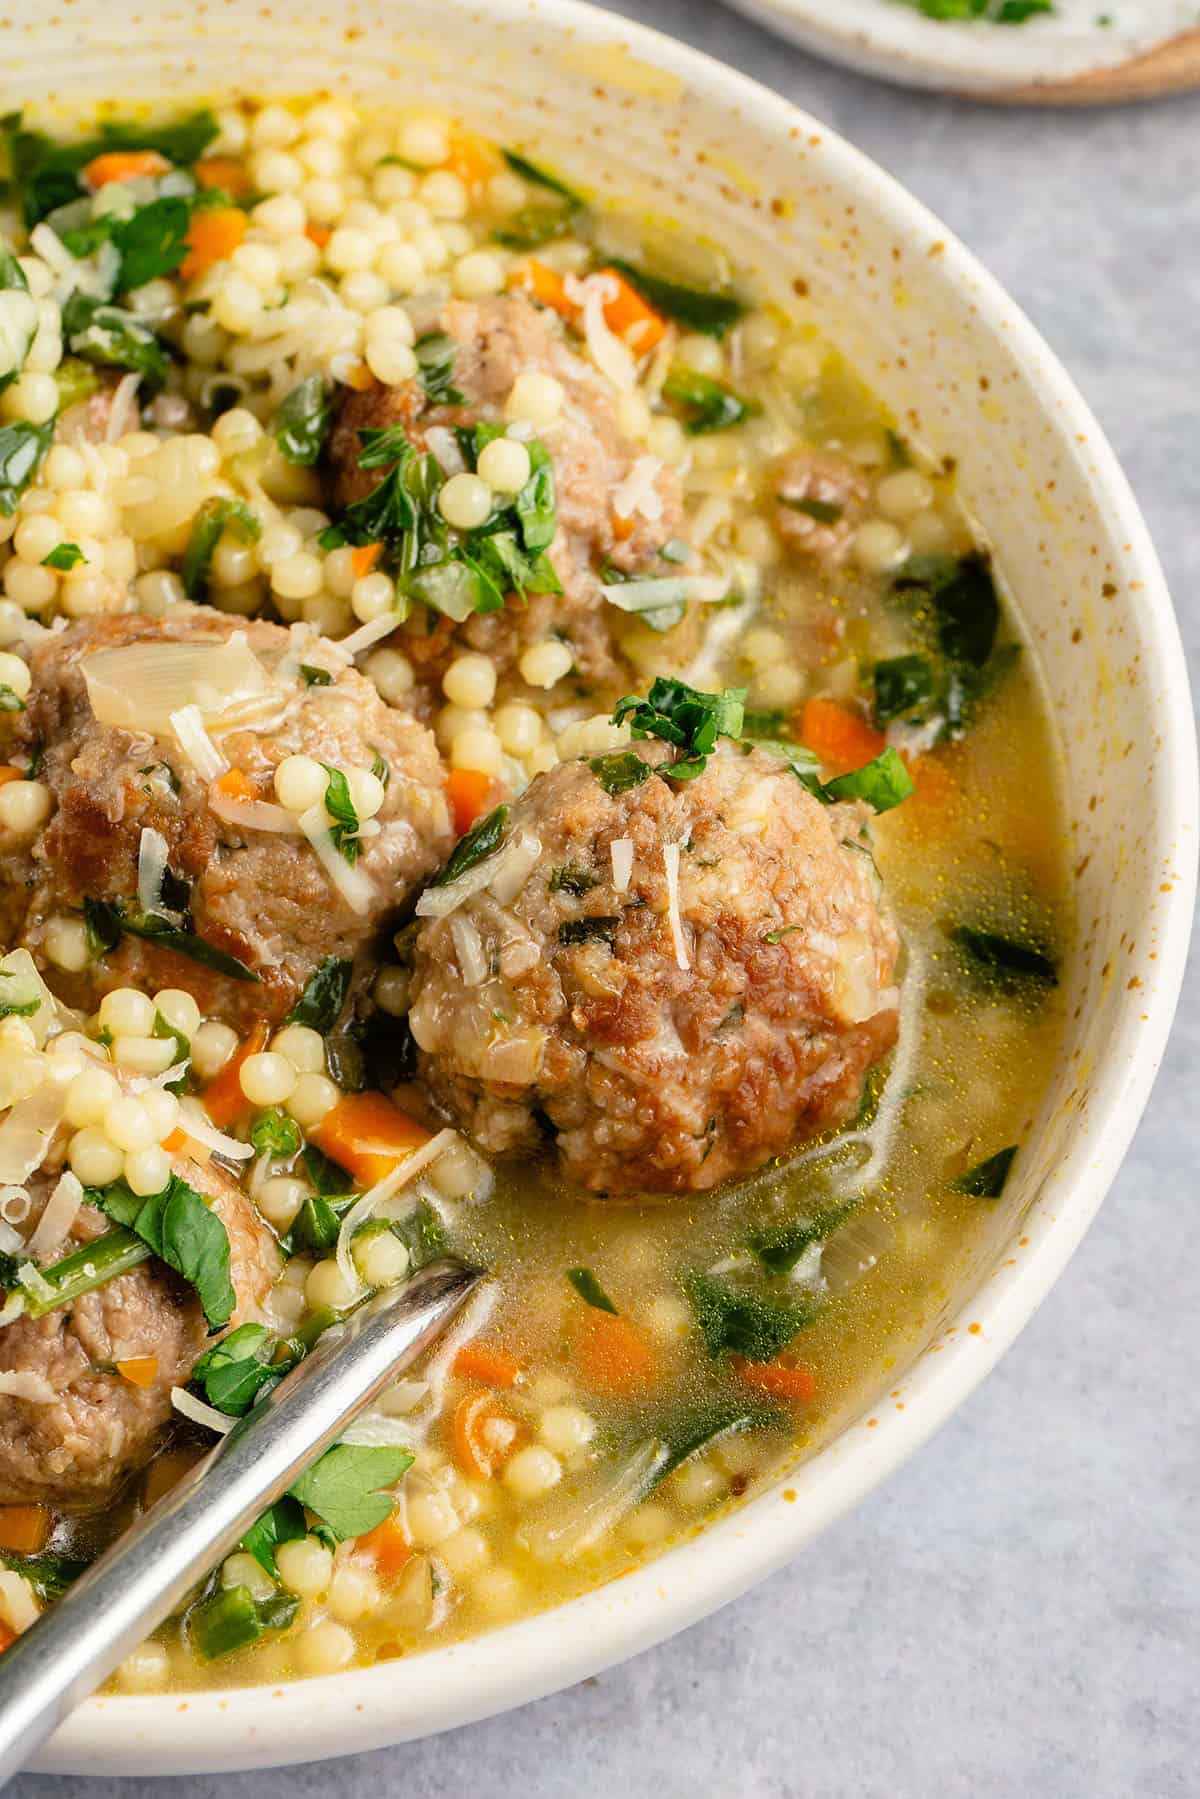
left=0, top=0, right=1191, bottom=1772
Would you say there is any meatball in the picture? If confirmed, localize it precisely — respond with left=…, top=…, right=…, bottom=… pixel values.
left=328, top=293, right=685, bottom=693
left=0, top=1156, right=278, bottom=1507
left=2, top=610, right=453, bottom=1028
left=772, top=448, right=870, bottom=568
left=408, top=741, right=900, bottom=1195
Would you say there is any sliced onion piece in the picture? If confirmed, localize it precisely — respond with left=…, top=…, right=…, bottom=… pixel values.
left=0, top=1079, right=67, bottom=1185
left=565, top=272, right=636, bottom=390
left=599, top=574, right=728, bottom=613
left=26, top=1170, right=83, bottom=1262
left=662, top=841, right=690, bottom=973
left=0, top=1370, right=57, bottom=1404
left=339, top=613, right=404, bottom=658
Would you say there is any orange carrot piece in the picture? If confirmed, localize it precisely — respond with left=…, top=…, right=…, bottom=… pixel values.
left=201, top=1018, right=269, bottom=1128
left=507, top=258, right=573, bottom=318
left=310, top=1090, right=431, bottom=1187
left=305, top=222, right=331, bottom=249
left=452, top=1391, right=520, bottom=1479
left=212, top=768, right=253, bottom=802
left=344, top=360, right=374, bottom=392
left=445, top=768, right=492, bottom=837
left=0, top=1504, right=53, bottom=1555
left=161, top=1126, right=187, bottom=1153
left=116, top=1357, right=160, bottom=1390
left=0, top=1622, right=16, bottom=1655
left=0, top=766, right=24, bottom=786
left=592, top=266, right=668, bottom=353
left=194, top=156, right=250, bottom=196
left=733, top=1356, right=817, bottom=1405
left=798, top=697, right=887, bottom=777
left=452, top=1342, right=523, bottom=1389
left=351, top=542, right=382, bottom=580
left=179, top=206, right=247, bottom=282
left=573, top=1307, right=658, bottom=1396
left=357, top=1513, right=413, bottom=1578
left=83, top=149, right=170, bottom=189
left=445, top=128, right=502, bottom=197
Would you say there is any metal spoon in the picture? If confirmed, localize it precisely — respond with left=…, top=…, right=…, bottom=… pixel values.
left=0, top=1256, right=483, bottom=1784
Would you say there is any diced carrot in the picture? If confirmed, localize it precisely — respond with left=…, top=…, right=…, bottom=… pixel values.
left=0, top=1504, right=53, bottom=1555
left=0, top=1622, right=16, bottom=1655
left=798, top=697, right=887, bottom=777
left=445, top=767, right=492, bottom=837
left=573, top=1307, right=658, bottom=1397
left=83, top=149, right=170, bottom=189
left=344, top=361, right=374, bottom=393
left=161, top=1126, right=187, bottom=1154
left=0, top=766, right=24, bottom=786
left=452, top=1391, right=521, bottom=1479
left=179, top=206, right=247, bottom=282
left=305, top=222, right=331, bottom=249
left=452, top=1342, right=523, bottom=1389
left=194, top=156, right=250, bottom=196
left=212, top=768, right=253, bottom=802
left=310, top=1090, right=431, bottom=1187
left=733, top=1356, right=817, bottom=1405
left=351, top=542, right=382, bottom=580
left=357, top=1512, right=413, bottom=1579
left=201, top=1017, right=270, bottom=1128
left=610, top=509, right=636, bottom=543
left=507, top=258, right=573, bottom=319
left=592, top=266, right=668, bottom=353
left=116, top=1357, right=159, bottom=1391
left=445, top=127, right=502, bottom=197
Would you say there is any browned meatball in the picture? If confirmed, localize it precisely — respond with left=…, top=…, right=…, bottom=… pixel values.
left=0, top=1157, right=278, bottom=1508
left=1, top=610, right=453, bottom=1029
left=328, top=293, right=685, bottom=694
left=772, top=448, right=870, bottom=567
left=407, top=741, right=900, bottom=1195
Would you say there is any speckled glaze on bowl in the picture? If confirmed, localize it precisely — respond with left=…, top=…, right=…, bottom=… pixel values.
left=5, top=0, right=1195, bottom=1773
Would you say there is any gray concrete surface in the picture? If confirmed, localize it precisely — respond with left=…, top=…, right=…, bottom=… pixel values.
left=13, top=6, right=1199, bottom=1794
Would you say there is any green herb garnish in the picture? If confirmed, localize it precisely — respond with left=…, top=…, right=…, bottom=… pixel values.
left=603, top=258, right=745, bottom=338
left=92, top=1174, right=235, bottom=1330
left=682, top=1269, right=822, bottom=1362
left=289, top=1443, right=414, bottom=1540
left=432, top=802, right=509, bottom=886
left=567, top=1266, right=617, bottom=1314
left=614, top=677, right=746, bottom=782
left=250, top=1109, right=302, bottom=1158
left=952, top=926, right=1057, bottom=986
left=953, top=1145, right=1018, bottom=1197
left=82, top=896, right=260, bottom=983
left=558, top=915, right=621, bottom=947
left=275, top=373, right=334, bottom=466
left=287, top=955, right=352, bottom=1035
left=662, top=364, right=757, bottom=435
left=588, top=750, right=652, bottom=795
left=41, top=541, right=86, bottom=570
left=181, top=496, right=261, bottom=601
left=0, top=419, right=54, bottom=516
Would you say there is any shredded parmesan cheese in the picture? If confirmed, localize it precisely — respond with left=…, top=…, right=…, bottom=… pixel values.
left=171, top=1387, right=235, bottom=1434
left=449, top=915, right=488, bottom=987
left=170, top=704, right=228, bottom=782
left=184, top=1108, right=255, bottom=1161
left=27, top=1170, right=83, bottom=1262
left=662, top=841, right=690, bottom=972
left=425, top=425, right=467, bottom=475
left=297, top=802, right=376, bottom=916
left=0, top=1369, right=58, bottom=1404
left=137, top=826, right=170, bottom=916
left=565, top=272, right=636, bottom=390
left=611, top=455, right=665, bottom=523
left=208, top=791, right=304, bottom=835
left=339, top=613, right=405, bottom=659
left=610, top=838, right=634, bottom=893
left=106, top=371, right=141, bottom=443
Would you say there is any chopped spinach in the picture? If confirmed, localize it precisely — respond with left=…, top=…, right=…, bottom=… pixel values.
left=390, top=1199, right=448, bottom=1271
left=0, top=1550, right=90, bottom=1602
left=275, top=373, right=334, bottom=466
left=823, top=746, right=914, bottom=813
left=192, top=1321, right=291, bottom=1415
left=181, top=496, right=261, bottom=600
left=60, top=293, right=169, bottom=388
left=319, top=765, right=362, bottom=866
left=567, top=1266, right=617, bottom=1314
left=952, top=925, right=1057, bottom=986
left=749, top=1200, right=856, bottom=1276
left=682, top=1268, right=822, bottom=1362
left=614, top=677, right=746, bottom=781
left=82, top=896, right=260, bottom=983
left=240, top=1494, right=308, bottom=1580
left=501, top=149, right=585, bottom=207
left=299, top=663, right=332, bottom=688
left=494, top=152, right=584, bottom=250
left=589, top=751, right=652, bottom=795
left=92, top=1174, right=235, bottom=1330
left=287, top=955, right=352, bottom=1035
left=188, top=1580, right=299, bottom=1660
left=954, top=1144, right=1018, bottom=1198
left=432, top=802, right=509, bottom=885
left=302, top=1144, right=357, bottom=1197
left=603, top=258, right=745, bottom=338
left=3, top=108, right=219, bottom=227
left=0, top=419, right=54, bottom=516
left=285, top=1192, right=350, bottom=1256
left=549, top=863, right=599, bottom=896
left=41, top=541, right=86, bottom=571
left=662, top=364, right=757, bottom=435
left=413, top=330, right=464, bottom=406
left=111, top=194, right=191, bottom=291
left=558, top=915, right=621, bottom=947
left=872, top=653, right=939, bottom=726
left=893, top=552, right=999, bottom=669
left=780, top=495, right=844, bottom=525
left=0, top=684, right=25, bottom=713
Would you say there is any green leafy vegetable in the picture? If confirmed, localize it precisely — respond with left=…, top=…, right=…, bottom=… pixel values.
left=749, top=1201, right=856, bottom=1275
left=0, top=684, right=25, bottom=714
left=14, top=1227, right=151, bottom=1320
left=0, top=247, right=28, bottom=293
left=181, top=496, right=261, bottom=600
left=285, top=1192, right=350, bottom=1255
left=952, top=926, right=1058, bottom=986
left=289, top=1443, right=414, bottom=1540
left=413, top=330, right=464, bottom=405
left=823, top=746, right=914, bottom=813
left=662, top=364, right=756, bottom=435
left=898, top=0, right=1051, bottom=19
left=953, top=1145, right=1018, bottom=1198
left=558, top=916, right=621, bottom=947
left=495, top=150, right=585, bottom=250
left=0, top=419, right=54, bottom=516
left=302, top=1144, right=357, bottom=1197
left=250, top=1109, right=302, bottom=1158
left=567, top=1266, right=617, bottom=1314
left=589, top=750, right=652, bottom=795
left=647, top=1400, right=780, bottom=1490
left=275, top=373, right=334, bottom=465
left=893, top=552, right=999, bottom=669
left=604, top=259, right=745, bottom=338
left=780, top=494, right=844, bottom=525
left=316, top=765, right=360, bottom=866
left=188, top=1580, right=299, bottom=1660
left=153, top=1007, right=191, bottom=1092
left=53, top=356, right=101, bottom=412
left=111, top=194, right=191, bottom=290
left=682, top=1268, right=822, bottom=1362
left=501, top=149, right=584, bottom=206
left=299, top=663, right=332, bottom=688
left=60, top=293, right=169, bottom=388
left=432, top=802, right=509, bottom=885
left=0, top=1550, right=90, bottom=1601
left=41, top=541, right=86, bottom=571
left=241, top=1495, right=308, bottom=1579
left=287, top=955, right=352, bottom=1035
left=93, top=1174, right=235, bottom=1330
left=388, top=1200, right=449, bottom=1272
left=3, top=109, right=219, bottom=225
left=549, top=863, right=599, bottom=896
left=192, top=1322, right=291, bottom=1415
left=614, top=677, right=746, bottom=781
left=872, top=653, right=939, bottom=726
left=82, top=896, right=260, bottom=983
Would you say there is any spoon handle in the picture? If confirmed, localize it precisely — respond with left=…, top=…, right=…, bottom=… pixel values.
left=0, top=1257, right=483, bottom=1784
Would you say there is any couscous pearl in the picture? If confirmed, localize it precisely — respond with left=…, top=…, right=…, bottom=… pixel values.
left=269, top=1023, right=325, bottom=1073
left=112, top=1034, right=178, bottom=1077
left=252, top=103, right=301, bottom=148
left=301, top=592, right=351, bottom=636
left=325, top=227, right=375, bottom=274
left=64, top=1066, right=121, bottom=1129
left=732, top=516, right=777, bottom=562
left=303, top=177, right=346, bottom=225
left=305, top=1257, right=359, bottom=1312
left=364, top=647, right=415, bottom=704
left=907, top=509, right=951, bottom=554
left=14, top=515, right=64, bottom=565
left=275, top=1537, right=333, bottom=1600
left=373, top=966, right=410, bottom=1017
left=116, top=1642, right=171, bottom=1695
left=396, top=117, right=449, bottom=166
left=675, top=333, right=725, bottom=378
left=503, top=1445, right=562, bottom=1501
left=220, top=1551, right=278, bottom=1602
left=141, top=1088, right=181, bottom=1141
left=476, top=437, right=530, bottom=495
left=275, top=236, right=320, bottom=280
left=671, top=1457, right=724, bottom=1510
left=351, top=570, right=397, bottom=624
left=537, top=1405, right=596, bottom=1455
left=440, top=223, right=474, bottom=258
left=623, top=1503, right=672, bottom=1549
left=124, top=1146, right=172, bottom=1197
left=271, top=551, right=324, bottom=600
left=875, top=469, right=934, bottom=520
left=99, top=987, right=156, bottom=1039
left=439, top=1527, right=490, bottom=1579
left=518, top=640, right=573, bottom=690
left=375, top=242, right=424, bottom=293
left=647, top=416, right=688, bottom=466
left=406, top=1490, right=459, bottom=1547
left=297, top=137, right=346, bottom=180
left=438, top=472, right=492, bottom=531
left=134, top=569, right=186, bottom=612
left=4, top=372, right=58, bottom=424
left=275, top=753, right=328, bottom=813
left=211, top=407, right=262, bottom=456
left=321, top=544, right=358, bottom=598
left=286, top=1072, right=340, bottom=1128
left=256, top=1176, right=308, bottom=1231
left=0, top=599, right=23, bottom=642
left=442, top=652, right=497, bottom=710
left=103, top=1096, right=159, bottom=1154
left=4, top=561, right=57, bottom=612
left=354, top=1230, right=410, bottom=1289
left=853, top=519, right=908, bottom=574
left=68, top=1128, right=126, bottom=1188
left=450, top=727, right=504, bottom=776
left=295, top=1621, right=355, bottom=1676
left=411, top=226, right=448, bottom=270
left=239, top=1051, right=297, bottom=1108
left=493, top=702, right=542, bottom=755
left=471, top=1568, right=523, bottom=1617
left=346, top=766, right=386, bottom=819
left=327, top=1565, right=379, bottom=1624
left=250, top=148, right=304, bottom=193
left=253, top=192, right=307, bottom=238
left=364, top=337, right=416, bottom=386
left=211, top=538, right=258, bottom=588
left=364, top=303, right=415, bottom=346
left=451, top=250, right=505, bottom=299
left=435, top=703, right=487, bottom=750
left=210, top=275, right=263, bottom=335
left=190, top=1020, right=239, bottom=1081
left=341, top=270, right=390, bottom=314
left=154, top=989, right=201, bottom=1039
left=754, top=664, right=807, bottom=709
left=43, top=445, right=87, bottom=492
left=505, top=371, right=563, bottom=428
left=419, top=170, right=467, bottom=218
left=43, top=915, right=90, bottom=974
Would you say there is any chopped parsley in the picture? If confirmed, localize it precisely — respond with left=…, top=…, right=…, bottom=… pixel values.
left=320, top=765, right=362, bottom=865
left=249, top=1109, right=302, bottom=1158
left=614, top=677, right=746, bottom=781
left=275, top=373, right=334, bottom=466
left=181, top=497, right=261, bottom=601
left=953, top=1145, right=1018, bottom=1198
left=432, top=802, right=510, bottom=886
left=662, top=364, right=757, bottom=435
left=41, top=541, right=86, bottom=571
left=557, top=915, right=621, bottom=947
left=567, top=1267, right=618, bottom=1314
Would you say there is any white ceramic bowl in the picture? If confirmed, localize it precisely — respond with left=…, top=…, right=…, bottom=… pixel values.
left=6, top=0, right=1195, bottom=1773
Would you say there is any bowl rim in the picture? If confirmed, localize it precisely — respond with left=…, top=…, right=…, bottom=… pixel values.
left=30, top=0, right=1199, bottom=1772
